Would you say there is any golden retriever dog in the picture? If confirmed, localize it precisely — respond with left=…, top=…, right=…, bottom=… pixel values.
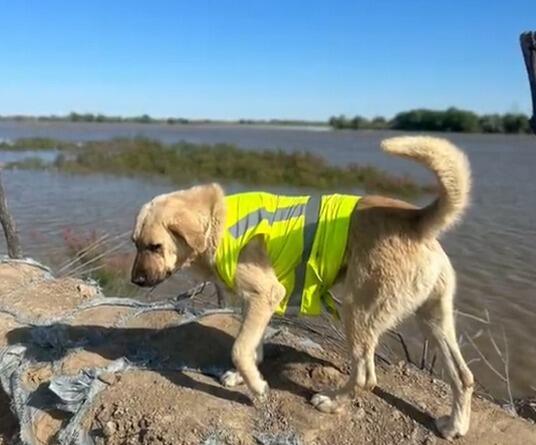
left=131, top=136, right=474, bottom=440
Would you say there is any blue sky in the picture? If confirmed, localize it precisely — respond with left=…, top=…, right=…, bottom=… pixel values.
left=0, top=1, right=534, bottom=120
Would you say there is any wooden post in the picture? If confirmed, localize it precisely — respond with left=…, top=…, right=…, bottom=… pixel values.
left=0, top=169, right=23, bottom=259
left=520, top=32, right=536, bottom=134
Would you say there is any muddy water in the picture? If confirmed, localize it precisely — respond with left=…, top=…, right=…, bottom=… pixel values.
left=0, top=121, right=535, bottom=400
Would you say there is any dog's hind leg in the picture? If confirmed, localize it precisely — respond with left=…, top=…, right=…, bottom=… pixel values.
left=311, top=294, right=380, bottom=413
left=417, top=267, right=474, bottom=440
left=312, top=273, right=431, bottom=414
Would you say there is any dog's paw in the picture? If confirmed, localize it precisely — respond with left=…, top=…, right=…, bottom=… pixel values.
left=251, top=379, right=269, bottom=402
left=435, top=415, right=469, bottom=440
left=310, top=393, right=345, bottom=414
left=220, top=370, right=244, bottom=388
left=357, top=374, right=377, bottom=391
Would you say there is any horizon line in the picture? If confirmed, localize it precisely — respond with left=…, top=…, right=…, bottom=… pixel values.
left=0, top=106, right=532, bottom=124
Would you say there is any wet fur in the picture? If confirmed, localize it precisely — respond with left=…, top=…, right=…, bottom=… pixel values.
left=131, top=136, right=474, bottom=440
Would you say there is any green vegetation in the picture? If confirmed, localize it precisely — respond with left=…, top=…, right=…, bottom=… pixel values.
left=0, top=137, right=79, bottom=151
left=6, top=137, right=433, bottom=196
left=329, top=108, right=532, bottom=134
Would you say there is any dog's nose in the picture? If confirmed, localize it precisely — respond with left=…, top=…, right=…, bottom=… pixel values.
left=131, top=275, right=146, bottom=286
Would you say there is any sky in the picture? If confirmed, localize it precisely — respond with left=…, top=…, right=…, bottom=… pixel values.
left=0, top=1, right=534, bottom=120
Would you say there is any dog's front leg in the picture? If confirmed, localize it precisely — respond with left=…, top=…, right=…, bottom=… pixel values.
left=220, top=331, right=264, bottom=388
left=222, top=236, right=285, bottom=399
left=221, top=295, right=266, bottom=388
left=230, top=285, right=283, bottom=400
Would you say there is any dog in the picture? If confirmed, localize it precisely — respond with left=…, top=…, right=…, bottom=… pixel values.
left=130, top=136, right=474, bottom=440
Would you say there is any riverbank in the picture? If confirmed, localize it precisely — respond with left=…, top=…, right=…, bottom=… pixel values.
left=0, top=259, right=534, bottom=444
left=4, top=137, right=433, bottom=195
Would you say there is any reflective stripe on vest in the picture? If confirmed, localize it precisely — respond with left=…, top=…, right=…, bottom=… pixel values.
left=289, top=196, right=321, bottom=307
left=215, top=192, right=360, bottom=316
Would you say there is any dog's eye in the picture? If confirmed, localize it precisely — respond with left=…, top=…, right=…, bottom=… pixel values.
left=147, top=243, right=162, bottom=252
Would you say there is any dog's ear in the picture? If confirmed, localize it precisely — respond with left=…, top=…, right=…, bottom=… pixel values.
left=167, top=209, right=208, bottom=253
left=165, top=183, right=224, bottom=253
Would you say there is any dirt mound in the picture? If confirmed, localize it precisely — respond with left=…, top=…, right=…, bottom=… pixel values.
left=0, top=259, right=534, bottom=445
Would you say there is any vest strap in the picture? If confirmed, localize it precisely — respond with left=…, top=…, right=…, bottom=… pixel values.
left=289, top=195, right=321, bottom=307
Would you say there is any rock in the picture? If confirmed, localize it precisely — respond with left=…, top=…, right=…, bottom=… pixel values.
left=103, top=421, right=117, bottom=437
left=98, top=372, right=118, bottom=386
left=310, top=365, right=343, bottom=385
left=76, top=283, right=99, bottom=299
left=423, top=435, right=436, bottom=445
left=354, top=407, right=366, bottom=420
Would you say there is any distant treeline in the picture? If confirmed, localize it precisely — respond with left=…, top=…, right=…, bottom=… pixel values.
left=0, top=113, right=324, bottom=127
left=329, top=108, right=532, bottom=134
left=1, top=108, right=531, bottom=133
left=0, top=112, right=211, bottom=125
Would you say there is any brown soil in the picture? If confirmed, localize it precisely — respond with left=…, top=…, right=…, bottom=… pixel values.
left=80, top=329, right=536, bottom=445
left=0, top=261, right=535, bottom=445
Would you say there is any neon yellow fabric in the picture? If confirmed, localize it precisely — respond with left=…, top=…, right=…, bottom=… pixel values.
left=300, top=194, right=360, bottom=316
left=215, top=192, right=360, bottom=316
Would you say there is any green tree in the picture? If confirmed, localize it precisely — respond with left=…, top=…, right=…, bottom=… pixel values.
left=502, top=114, right=530, bottom=133
left=479, top=114, right=504, bottom=133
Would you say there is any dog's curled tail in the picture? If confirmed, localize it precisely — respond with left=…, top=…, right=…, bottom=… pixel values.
left=381, top=136, right=471, bottom=237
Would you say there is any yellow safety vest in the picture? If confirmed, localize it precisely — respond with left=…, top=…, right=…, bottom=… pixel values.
left=215, top=192, right=360, bottom=316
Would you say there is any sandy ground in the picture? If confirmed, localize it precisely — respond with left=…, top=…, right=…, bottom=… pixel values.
left=0, top=261, right=534, bottom=445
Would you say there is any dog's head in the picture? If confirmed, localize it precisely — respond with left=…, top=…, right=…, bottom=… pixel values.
left=130, top=184, right=224, bottom=287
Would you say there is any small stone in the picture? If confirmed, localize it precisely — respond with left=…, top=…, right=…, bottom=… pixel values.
left=310, top=365, right=343, bottom=385
left=424, top=435, right=436, bottom=445
left=76, top=283, right=99, bottom=298
left=354, top=407, right=366, bottom=420
left=103, top=421, right=116, bottom=437
left=352, top=398, right=362, bottom=408
left=98, top=372, right=117, bottom=385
